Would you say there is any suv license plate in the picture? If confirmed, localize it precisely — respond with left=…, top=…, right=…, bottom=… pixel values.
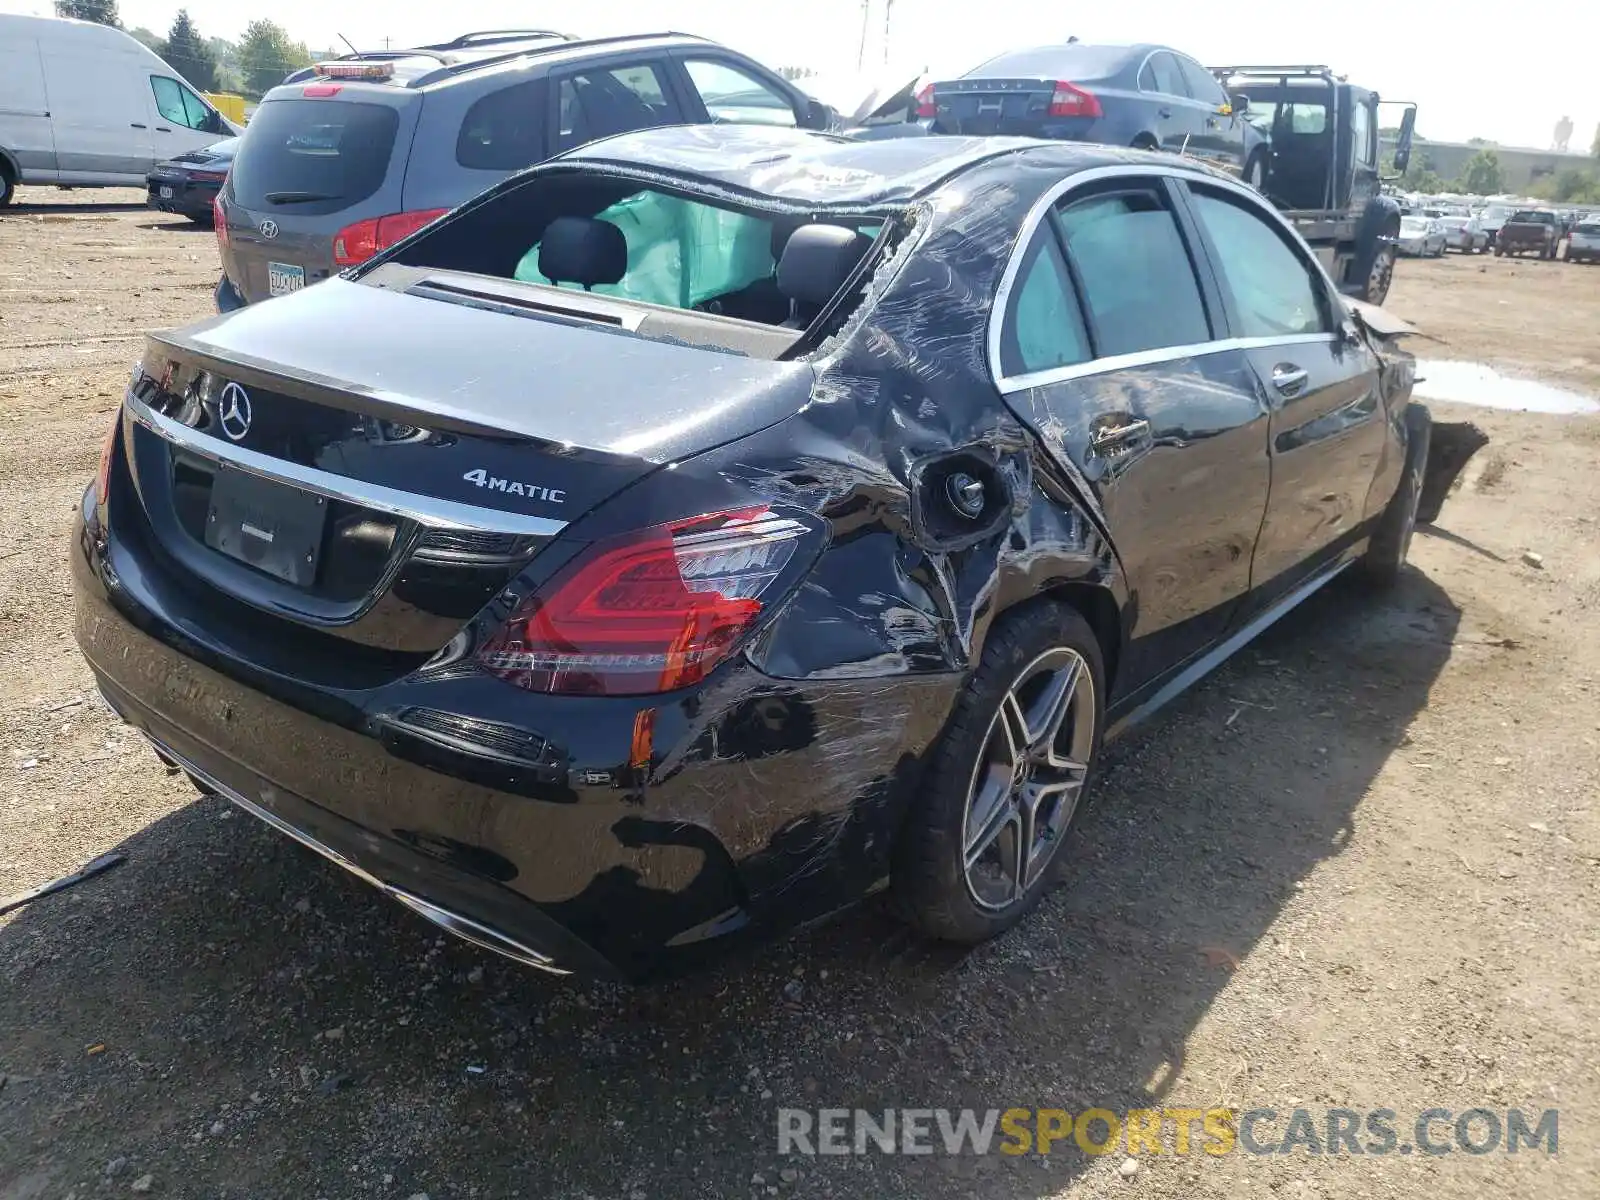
left=268, top=262, right=306, bottom=296
left=158, top=185, right=174, bottom=199
left=204, top=470, right=327, bottom=586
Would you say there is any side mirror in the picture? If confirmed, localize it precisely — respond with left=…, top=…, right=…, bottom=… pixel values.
left=804, top=99, right=841, bottom=132
left=1228, top=92, right=1250, bottom=115
left=1394, top=106, right=1416, bottom=175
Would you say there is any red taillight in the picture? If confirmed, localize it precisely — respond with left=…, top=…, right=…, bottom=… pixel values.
left=190, top=169, right=227, bottom=183
left=95, top=412, right=119, bottom=506
left=475, top=507, right=814, bottom=696
left=332, top=208, right=449, bottom=266
left=915, top=83, right=937, bottom=119
left=213, top=193, right=228, bottom=252
left=302, top=83, right=342, bottom=97
left=1048, top=80, right=1102, bottom=118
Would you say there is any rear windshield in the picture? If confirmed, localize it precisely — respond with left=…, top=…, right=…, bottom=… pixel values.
left=1577, top=223, right=1600, bottom=235
left=1510, top=210, right=1552, bottom=223
left=229, top=99, right=399, bottom=216
left=386, top=173, right=894, bottom=355
left=963, top=45, right=1129, bottom=81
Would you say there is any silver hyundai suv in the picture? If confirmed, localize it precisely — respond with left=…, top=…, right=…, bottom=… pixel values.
left=214, top=30, right=838, bottom=310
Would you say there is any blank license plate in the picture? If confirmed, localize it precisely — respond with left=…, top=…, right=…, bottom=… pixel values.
left=268, top=261, right=306, bottom=296
left=204, top=470, right=327, bottom=586
left=158, top=185, right=174, bottom=199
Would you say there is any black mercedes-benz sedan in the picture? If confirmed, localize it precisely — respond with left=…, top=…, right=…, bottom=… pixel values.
left=73, top=127, right=1480, bottom=981
left=146, top=137, right=236, bottom=225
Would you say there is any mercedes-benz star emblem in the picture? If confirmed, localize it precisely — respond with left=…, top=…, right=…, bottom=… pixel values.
left=259, top=219, right=279, bottom=239
left=218, top=381, right=253, bottom=441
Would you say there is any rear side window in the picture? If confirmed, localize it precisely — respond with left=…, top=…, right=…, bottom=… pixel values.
left=1000, top=231, right=1090, bottom=377
left=1187, top=187, right=1330, bottom=337
left=1057, top=189, right=1211, bottom=356
left=683, top=59, right=798, bottom=127
left=555, top=62, right=682, bottom=154
left=229, top=100, right=399, bottom=216
left=1577, top=223, right=1600, bottom=235
left=457, top=79, right=547, bottom=170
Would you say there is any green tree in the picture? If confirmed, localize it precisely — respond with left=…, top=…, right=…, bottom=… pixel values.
left=1458, top=149, right=1505, bottom=195
left=1532, top=168, right=1600, bottom=206
left=237, top=19, right=312, bottom=99
left=163, top=10, right=218, bottom=92
left=128, top=26, right=164, bottom=54
left=55, top=0, right=120, bottom=25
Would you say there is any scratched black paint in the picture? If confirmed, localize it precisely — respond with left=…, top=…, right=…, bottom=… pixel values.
left=70, top=128, right=1451, bottom=980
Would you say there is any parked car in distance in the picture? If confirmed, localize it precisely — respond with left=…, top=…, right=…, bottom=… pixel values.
left=917, top=43, right=1268, bottom=186
left=1495, top=209, right=1560, bottom=259
left=74, top=126, right=1482, bottom=980
left=1478, top=203, right=1515, bottom=248
left=1436, top=209, right=1487, bottom=253
left=214, top=30, right=839, bottom=311
left=0, top=12, right=241, bottom=205
left=147, top=137, right=235, bottom=224
left=1567, top=219, right=1600, bottom=265
left=1397, top=213, right=1446, bottom=256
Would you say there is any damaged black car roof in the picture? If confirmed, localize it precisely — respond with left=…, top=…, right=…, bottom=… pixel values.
left=559, top=125, right=1170, bottom=207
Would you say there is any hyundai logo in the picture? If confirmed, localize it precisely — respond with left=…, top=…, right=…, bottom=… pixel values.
left=259, top=219, right=279, bottom=239
left=217, top=381, right=252, bottom=441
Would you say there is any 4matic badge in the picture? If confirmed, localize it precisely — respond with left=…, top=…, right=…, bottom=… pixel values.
left=461, top=468, right=566, bottom=504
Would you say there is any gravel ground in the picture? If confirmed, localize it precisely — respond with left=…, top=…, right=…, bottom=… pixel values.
left=2, top=188, right=1598, bottom=1200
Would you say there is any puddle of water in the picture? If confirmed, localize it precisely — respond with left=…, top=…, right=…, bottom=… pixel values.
left=1413, top=360, right=1599, bottom=414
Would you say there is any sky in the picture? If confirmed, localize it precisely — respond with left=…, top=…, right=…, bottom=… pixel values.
left=6, top=0, right=1598, bottom=150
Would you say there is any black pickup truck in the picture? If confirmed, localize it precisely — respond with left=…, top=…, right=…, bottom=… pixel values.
left=1494, top=209, right=1560, bottom=259
left=1211, top=65, right=1416, bottom=305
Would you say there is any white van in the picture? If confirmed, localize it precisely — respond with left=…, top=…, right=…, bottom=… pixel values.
left=0, top=14, right=242, bottom=206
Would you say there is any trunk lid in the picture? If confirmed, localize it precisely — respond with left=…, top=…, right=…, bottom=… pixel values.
left=125, top=273, right=817, bottom=657
left=222, top=93, right=417, bottom=303
left=929, top=78, right=1077, bottom=137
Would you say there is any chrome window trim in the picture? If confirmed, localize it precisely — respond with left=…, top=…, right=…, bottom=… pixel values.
left=126, top=390, right=567, bottom=538
left=987, top=162, right=1345, bottom=394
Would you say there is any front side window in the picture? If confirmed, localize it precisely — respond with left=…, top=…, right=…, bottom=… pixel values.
left=556, top=62, right=682, bottom=154
left=1178, top=58, right=1227, bottom=107
left=1188, top=187, right=1331, bottom=337
left=1146, top=53, right=1188, bottom=99
left=150, top=76, right=215, bottom=131
left=999, top=230, right=1091, bottom=377
left=1349, top=99, right=1374, bottom=166
left=683, top=59, right=797, bottom=127
left=1056, top=188, right=1211, bottom=357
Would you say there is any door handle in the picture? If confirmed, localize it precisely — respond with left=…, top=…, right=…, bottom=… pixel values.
left=1157, top=107, right=1172, bottom=119
left=155, top=126, right=172, bottom=133
left=1090, top=417, right=1151, bottom=453
left=1271, top=363, right=1310, bottom=398
left=129, top=122, right=147, bottom=129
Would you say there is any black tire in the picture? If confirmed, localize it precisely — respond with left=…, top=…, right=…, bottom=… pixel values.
left=1242, top=148, right=1267, bottom=192
left=1360, top=403, right=1431, bottom=589
left=1494, top=245, right=1504, bottom=257
left=1354, top=240, right=1397, bottom=304
left=0, top=163, right=14, bottom=208
left=893, top=602, right=1106, bottom=944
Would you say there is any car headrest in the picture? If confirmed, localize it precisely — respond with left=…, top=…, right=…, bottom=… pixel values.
left=539, top=216, right=626, bottom=288
left=777, top=224, right=872, bottom=308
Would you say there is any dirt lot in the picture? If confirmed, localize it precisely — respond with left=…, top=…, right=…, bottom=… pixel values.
left=2, top=187, right=1598, bottom=1200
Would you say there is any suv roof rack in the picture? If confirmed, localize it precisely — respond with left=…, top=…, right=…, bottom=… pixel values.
left=415, top=30, right=713, bottom=86
left=421, top=30, right=577, bottom=50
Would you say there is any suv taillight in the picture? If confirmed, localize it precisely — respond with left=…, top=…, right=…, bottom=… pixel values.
left=332, top=208, right=449, bottom=266
left=1048, top=81, right=1102, bottom=118
left=213, top=193, right=227, bottom=252
left=475, top=507, right=816, bottom=696
left=915, top=83, right=937, bottom=119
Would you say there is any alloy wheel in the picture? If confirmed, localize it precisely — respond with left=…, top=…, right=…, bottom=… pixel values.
left=961, top=648, right=1096, bottom=911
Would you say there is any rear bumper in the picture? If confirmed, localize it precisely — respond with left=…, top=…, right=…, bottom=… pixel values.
left=71, top=485, right=953, bottom=979
left=146, top=179, right=218, bottom=218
